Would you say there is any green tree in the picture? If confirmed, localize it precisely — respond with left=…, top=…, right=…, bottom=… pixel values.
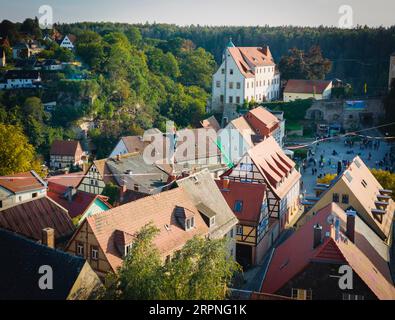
left=179, top=47, right=216, bottom=91
left=371, top=169, right=395, bottom=200
left=101, top=223, right=162, bottom=300
left=0, top=123, right=42, bottom=175
left=101, top=182, right=120, bottom=205
left=279, top=45, right=332, bottom=80
left=100, top=223, right=240, bottom=300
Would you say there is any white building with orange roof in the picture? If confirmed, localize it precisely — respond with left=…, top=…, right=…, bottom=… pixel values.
left=211, top=40, right=281, bottom=124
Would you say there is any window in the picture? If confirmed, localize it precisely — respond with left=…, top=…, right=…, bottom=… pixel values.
left=32, top=192, right=38, bottom=198
left=230, top=69, right=233, bottom=75
left=236, top=82, right=241, bottom=89
left=125, top=243, right=133, bottom=256
left=134, top=184, right=139, bottom=191
left=342, top=293, right=364, bottom=300
left=342, top=194, right=349, bottom=204
left=0, top=200, right=3, bottom=208
left=90, top=179, right=94, bottom=185
left=229, top=96, right=233, bottom=103
left=247, top=82, right=249, bottom=89
left=332, top=193, right=339, bottom=203
left=221, top=68, right=225, bottom=74
left=236, top=225, right=243, bottom=235
left=185, top=217, right=195, bottom=230
left=76, top=242, right=84, bottom=256
left=216, top=81, right=221, bottom=88
left=229, top=82, right=234, bottom=89
left=18, top=196, right=22, bottom=202
left=210, top=216, right=216, bottom=226
left=361, top=179, right=367, bottom=188
left=220, top=95, right=224, bottom=103
left=234, top=200, right=243, bottom=213
left=236, top=96, right=240, bottom=104
left=230, top=228, right=234, bottom=238
left=292, top=289, right=312, bottom=300
left=91, top=246, right=99, bottom=260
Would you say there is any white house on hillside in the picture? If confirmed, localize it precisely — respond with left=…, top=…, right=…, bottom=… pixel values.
left=211, top=40, right=281, bottom=124
left=58, top=34, right=76, bottom=51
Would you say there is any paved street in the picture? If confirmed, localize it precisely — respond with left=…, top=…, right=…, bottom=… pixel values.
left=298, top=129, right=393, bottom=196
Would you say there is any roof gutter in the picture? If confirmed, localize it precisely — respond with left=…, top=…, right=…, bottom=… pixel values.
left=259, top=247, right=276, bottom=292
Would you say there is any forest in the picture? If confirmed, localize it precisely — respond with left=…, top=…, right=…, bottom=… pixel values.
left=1, top=19, right=394, bottom=173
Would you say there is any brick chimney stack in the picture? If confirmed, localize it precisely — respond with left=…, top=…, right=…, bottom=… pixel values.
left=42, top=227, right=55, bottom=249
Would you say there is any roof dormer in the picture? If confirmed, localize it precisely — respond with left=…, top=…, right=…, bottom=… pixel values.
left=174, top=206, right=195, bottom=231
left=113, top=229, right=135, bottom=257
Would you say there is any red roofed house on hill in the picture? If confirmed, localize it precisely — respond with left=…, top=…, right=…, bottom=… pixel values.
left=211, top=40, right=281, bottom=125
left=283, top=79, right=332, bottom=102
left=66, top=188, right=209, bottom=278
left=0, top=170, right=47, bottom=210
left=261, top=202, right=395, bottom=300
left=50, top=140, right=85, bottom=170
left=221, top=136, right=302, bottom=233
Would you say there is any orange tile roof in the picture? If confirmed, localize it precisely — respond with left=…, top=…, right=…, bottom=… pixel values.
left=228, top=46, right=275, bottom=78
left=284, top=79, right=332, bottom=94
left=85, top=188, right=209, bottom=271
left=216, top=179, right=266, bottom=225
left=47, top=182, right=111, bottom=219
left=245, top=107, right=280, bottom=133
left=0, top=171, right=46, bottom=193
left=261, top=203, right=395, bottom=300
left=340, top=156, right=394, bottom=240
left=47, top=172, right=85, bottom=188
left=50, top=140, right=82, bottom=156
left=121, top=136, right=146, bottom=153
left=248, top=137, right=301, bottom=199
left=201, top=116, right=220, bottom=132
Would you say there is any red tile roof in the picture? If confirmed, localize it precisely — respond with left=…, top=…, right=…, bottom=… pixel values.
left=228, top=46, right=275, bottom=78
left=261, top=203, right=395, bottom=300
left=121, top=136, right=146, bottom=153
left=201, top=116, right=220, bottom=132
left=244, top=107, right=280, bottom=136
left=216, top=179, right=266, bottom=225
left=248, top=137, right=301, bottom=199
left=284, top=79, right=332, bottom=94
left=0, top=196, right=75, bottom=242
left=47, top=182, right=111, bottom=219
left=0, top=171, right=46, bottom=194
left=83, top=188, right=209, bottom=271
left=47, top=172, right=85, bottom=188
left=50, top=140, right=82, bottom=157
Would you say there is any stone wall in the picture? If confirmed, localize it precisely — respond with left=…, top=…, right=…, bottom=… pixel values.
left=305, top=98, right=385, bottom=130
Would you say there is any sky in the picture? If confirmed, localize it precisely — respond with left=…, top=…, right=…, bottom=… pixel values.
left=0, top=0, right=394, bottom=27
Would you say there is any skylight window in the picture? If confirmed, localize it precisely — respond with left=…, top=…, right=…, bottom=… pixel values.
left=344, top=171, right=353, bottom=183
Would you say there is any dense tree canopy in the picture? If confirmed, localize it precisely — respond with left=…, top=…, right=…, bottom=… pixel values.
left=0, top=123, right=42, bottom=175
left=279, top=46, right=332, bottom=80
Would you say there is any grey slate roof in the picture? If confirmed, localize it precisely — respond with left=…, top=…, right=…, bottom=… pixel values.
left=177, top=169, right=238, bottom=238
left=0, top=229, right=86, bottom=300
left=106, top=153, right=169, bottom=194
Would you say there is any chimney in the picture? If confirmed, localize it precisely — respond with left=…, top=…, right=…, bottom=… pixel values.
left=119, top=184, right=127, bottom=203
left=313, top=224, right=322, bottom=249
left=346, top=209, right=356, bottom=242
left=222, top=177, right=230, bottom=190
left=42, top=228, right=55, bottom=249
